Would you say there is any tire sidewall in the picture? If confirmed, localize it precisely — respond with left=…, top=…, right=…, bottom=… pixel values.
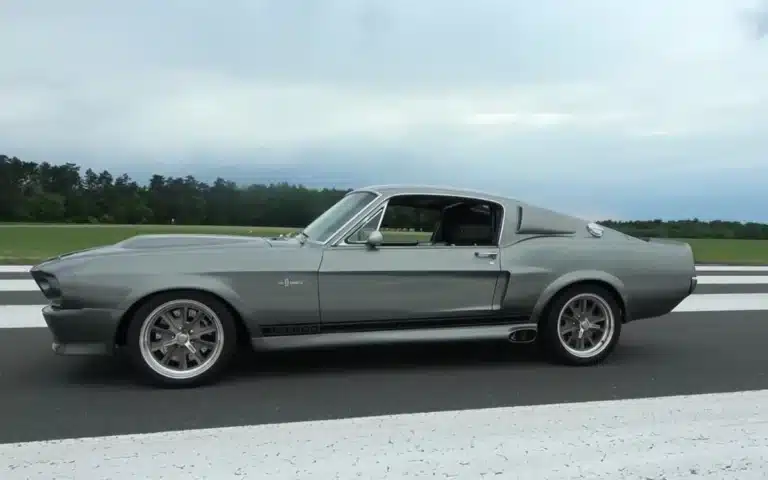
left=538, top=284, right=622, bottom=366
left=126, top=291, right=238, bottom=388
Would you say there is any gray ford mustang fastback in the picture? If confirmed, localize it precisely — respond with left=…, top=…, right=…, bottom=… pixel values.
left=30, top=185, right=698, bottom=387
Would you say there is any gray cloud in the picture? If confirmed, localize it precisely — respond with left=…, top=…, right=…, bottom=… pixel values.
left=1, top=0, right=767, bottom=220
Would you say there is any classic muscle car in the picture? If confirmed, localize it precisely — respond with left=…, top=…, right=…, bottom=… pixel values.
left=30, top=185, right=698, bottom=387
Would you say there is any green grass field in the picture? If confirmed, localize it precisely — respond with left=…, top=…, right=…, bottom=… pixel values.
left=0, top=223, right=766, bottom=265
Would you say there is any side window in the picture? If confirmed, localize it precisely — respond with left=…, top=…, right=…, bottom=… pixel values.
left=343, top=194, right=502, bottom=247
left=379, top=205, right=437, bottom=243
left=346, top=209, right=384, bottom=243
left=345, top=204, right=436, bottom=245
left=433, top=202, right=500, bottom=246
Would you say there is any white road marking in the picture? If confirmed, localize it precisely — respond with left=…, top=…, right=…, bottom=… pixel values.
left=1, top=389, right=767, bottom=480
left=697, top=275, right=768, bottom=284
left=0, top=280, right=39, bottom=292
left=696, top=265, right=768, bottom=272
left=673, top=293, right=768, bottom=312
left=2, top=293, right=768, bottom=329
left=3, top=272, right=768, bottom=293
left=0, top=265, right=31, bottom=273
left=0, top=306, right=46, bottom=328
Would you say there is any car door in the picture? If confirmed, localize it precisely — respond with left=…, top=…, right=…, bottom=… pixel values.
left=318, top=244, right=502, bottom=325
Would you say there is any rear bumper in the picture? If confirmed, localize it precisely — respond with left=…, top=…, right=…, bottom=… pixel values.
left=42, top=305, right=121, bottom=356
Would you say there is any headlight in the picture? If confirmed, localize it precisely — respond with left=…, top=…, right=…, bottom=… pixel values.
left=31, top=271, right=62, bottom=300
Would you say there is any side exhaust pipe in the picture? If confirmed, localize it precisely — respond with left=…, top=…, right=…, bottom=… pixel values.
left=508, top=326, right=537, bottom=344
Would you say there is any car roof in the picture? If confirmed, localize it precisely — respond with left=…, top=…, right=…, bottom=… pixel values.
left=355, top=184, right=515, bottom=205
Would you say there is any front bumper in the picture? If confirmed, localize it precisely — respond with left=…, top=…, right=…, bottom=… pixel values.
left=690, top=276, right=698, bottom=294
left=42, top=305, right=121, bottom=356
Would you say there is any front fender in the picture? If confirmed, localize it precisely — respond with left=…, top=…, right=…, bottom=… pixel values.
left=116, top=274, right=254, bottom=332
left=529, top=270, right=628, bottom=324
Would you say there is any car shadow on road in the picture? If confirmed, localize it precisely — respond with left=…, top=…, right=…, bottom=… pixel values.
left=48, top=340, right=544, bottom=387
left=232, top=340, right=544, bottom=376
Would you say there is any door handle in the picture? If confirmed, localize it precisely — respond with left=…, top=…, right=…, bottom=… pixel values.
left=474, top=251, right=498, bottom=259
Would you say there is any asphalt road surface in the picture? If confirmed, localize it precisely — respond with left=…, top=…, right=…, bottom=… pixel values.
left=0, top=266, right=766, bottom=448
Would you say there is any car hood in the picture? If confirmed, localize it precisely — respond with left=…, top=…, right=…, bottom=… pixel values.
left=32, top=233, right=300, bottom=273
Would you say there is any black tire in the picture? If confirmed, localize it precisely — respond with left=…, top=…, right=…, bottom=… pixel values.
left=125, top=290, right=239, bottom=388
left=537, top=284, right=622, bottom=366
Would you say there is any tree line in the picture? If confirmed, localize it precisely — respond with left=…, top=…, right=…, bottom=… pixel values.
left=2, top=154, right=767, bottom=240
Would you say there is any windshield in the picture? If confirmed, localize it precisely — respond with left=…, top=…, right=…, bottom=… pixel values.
left=302, top=191, right=378, bottom=243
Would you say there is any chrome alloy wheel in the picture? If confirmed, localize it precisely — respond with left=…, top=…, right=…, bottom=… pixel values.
left=556, top=293, right=615, bottom=359
left=138, top=299, right=225, bottom=380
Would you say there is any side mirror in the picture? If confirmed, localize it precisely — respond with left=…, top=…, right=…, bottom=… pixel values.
left=366, top=230, right=383, bottom=248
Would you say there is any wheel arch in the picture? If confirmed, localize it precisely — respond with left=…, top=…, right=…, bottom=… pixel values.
left=531, top=273, right=629, bottom=326
left=114, top=288, right=254, bottom=347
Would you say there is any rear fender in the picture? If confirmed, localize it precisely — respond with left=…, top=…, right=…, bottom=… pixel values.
left=529, top=270, right=628, bottom=324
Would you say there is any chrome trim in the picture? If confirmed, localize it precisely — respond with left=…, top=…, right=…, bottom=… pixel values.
left=250, top=323, right=537, bottom=350
left=342, top=204, right=389, bottom=246
left=329, top=190, right=507, bottom=247
left=359, top=184, right=512, bottom=203
left=314, top=190, right=383, bottom=245
left=586, top=222, right=604, bottom=238
left=556, top=293, right=615, bottom=359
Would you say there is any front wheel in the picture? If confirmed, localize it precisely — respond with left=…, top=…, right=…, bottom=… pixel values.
left=537, top=285, right=622, bottom=366
left=125, top=291, right=238, bottom=387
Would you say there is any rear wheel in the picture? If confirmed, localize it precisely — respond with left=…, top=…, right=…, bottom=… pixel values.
left=538, top=285, right=622, bottom=366
left=125, top=291, right=238, bottom=387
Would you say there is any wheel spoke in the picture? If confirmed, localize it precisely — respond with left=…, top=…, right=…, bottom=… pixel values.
left=184, top=341, right=205, bottom=365
left=192, top=338, right=216, bottom=349
left=162, top=313, right=181, bottom=333
left=178, top=351, right=188, bottom=370
left=191, top=326, right=217, bottom=338
left=187, top=310, right=203, bottom=332
left=150, top=338, right=176, bottom=351
left=140, top=299, right=225, bottom=379
left=561, top=325, right=578, bottom=335
left=587, top=329, right=601, bottom=344
left=159, top=345, right=178, bottom=365
left=557, top=293, right=615, bottom=358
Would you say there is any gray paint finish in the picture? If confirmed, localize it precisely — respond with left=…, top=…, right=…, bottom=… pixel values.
left=318, top=245, right=501, bottom=323
left=29, top=184, right=696, bottom=356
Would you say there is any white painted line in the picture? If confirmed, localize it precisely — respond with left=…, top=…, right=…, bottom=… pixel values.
left=0, top=265, right=31, bottom=273
left=2, top=293, right=768, bottom=330
left=0, top=279, right=39, bottom=291
left=696, top=265, right=768, bottom=272
left=0, top=305, right=46, bottom=328
left=1, top=389, right=767, bottom=480
left=2, top=274, right=768, bottom=295
left=672, top=293, right=768, bottom=312
left=697, top=275, right=768, bottom=284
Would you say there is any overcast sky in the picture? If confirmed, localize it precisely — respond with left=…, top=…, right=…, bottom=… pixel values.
left=1, top=0, right=767, bottom=221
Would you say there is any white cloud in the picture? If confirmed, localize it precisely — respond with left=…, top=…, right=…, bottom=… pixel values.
left=1, top=0, right=767, bottom=219
left=2, top=62, right=765, bottom=158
